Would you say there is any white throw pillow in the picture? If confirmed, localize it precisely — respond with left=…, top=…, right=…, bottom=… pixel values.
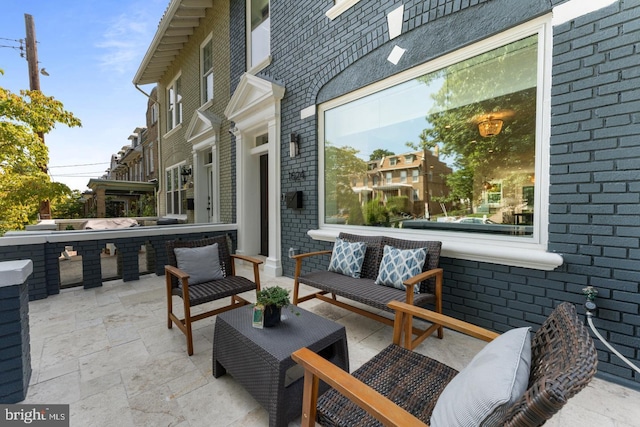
left=327, top=238, right=367, bottom=278
left=431, top=327, right=531, bottom=427
left=375, top=245, right=427, bottom=293
left=174, top=243, right=224, bottom=285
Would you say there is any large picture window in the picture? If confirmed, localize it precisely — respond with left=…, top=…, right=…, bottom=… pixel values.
left=321, top=30, right=544, bottom=239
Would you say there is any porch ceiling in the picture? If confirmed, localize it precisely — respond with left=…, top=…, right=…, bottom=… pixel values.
left=133, top=0, right=212, bottom=85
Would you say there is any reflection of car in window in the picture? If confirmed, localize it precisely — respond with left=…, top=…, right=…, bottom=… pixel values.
left=455, top=217, right=496, bottom=224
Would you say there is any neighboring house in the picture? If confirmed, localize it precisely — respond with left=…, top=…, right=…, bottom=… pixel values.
left=88, top=125, right=158, bottom=218
left=143, top=87, right=160, bottom=183
left=136, top=0, right=640, bottom=388
left=134, top=0, right=233, bottom=229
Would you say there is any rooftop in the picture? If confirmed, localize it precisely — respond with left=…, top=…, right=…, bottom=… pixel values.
left=24, top=263, right=640, bottom=426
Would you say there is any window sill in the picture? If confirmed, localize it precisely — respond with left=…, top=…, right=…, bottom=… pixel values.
left=200, top=99, right=214, bottom=110
left=248, top=55, right=272, bottom=75
left=163, top=123, right=182, bottom=139
left=307, top=228, right=563, bottom=271
left=326, top=0, right=362, bottom=20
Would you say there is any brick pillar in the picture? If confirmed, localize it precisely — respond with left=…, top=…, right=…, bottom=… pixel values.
left=96, top=187, right=106, bottom=218
left=0, top=260, right=33, bottom=403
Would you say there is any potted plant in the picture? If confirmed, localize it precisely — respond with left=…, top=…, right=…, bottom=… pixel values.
left=256, top=286, right=293, bottom=327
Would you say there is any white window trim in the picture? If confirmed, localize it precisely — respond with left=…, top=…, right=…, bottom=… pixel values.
left=326, top=0, right=362, bottom=20
left=165, top=72, right=182, bottom=134
left=315, top=16, right=562, bottom=271
left=246, top=0, right=271, bottom=72
left=200, top=33, right=214, bottom=106
left=248, top=55, right=272, bottom=75
left=165, top=162, right=187, bottom=219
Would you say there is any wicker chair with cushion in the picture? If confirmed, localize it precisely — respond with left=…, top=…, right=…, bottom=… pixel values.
left=292, top=301, right=597, bottom=427
left=165, top=235, right=262, bottom=355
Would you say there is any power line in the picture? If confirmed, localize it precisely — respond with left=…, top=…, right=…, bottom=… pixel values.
left=49, top=162, right=110, bottom=168
left=50, top=172, right=106, bottom=177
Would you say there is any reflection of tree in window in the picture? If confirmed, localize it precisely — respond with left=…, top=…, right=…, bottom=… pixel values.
left=419, top=35, right=537, bottom=223
left=324, top=143, right=367, bottom=225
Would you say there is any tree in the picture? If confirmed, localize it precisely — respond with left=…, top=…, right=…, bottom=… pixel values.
left=0, top=69, right=82, bottom=234
left=51, top=190, right=85, bottom=219
left=324, top=143, right=367, bottom=222
left=369, top=149, right=395, bottom=161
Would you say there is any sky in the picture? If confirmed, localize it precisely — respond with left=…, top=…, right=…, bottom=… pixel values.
left=0, top=0, right=616, bottom=192
left=1, top=0, right=168, bottom=191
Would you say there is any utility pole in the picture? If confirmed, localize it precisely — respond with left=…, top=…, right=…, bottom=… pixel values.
left=24, top=14, right=40, bottom=91
left=24, top=13, right=52, bottom=219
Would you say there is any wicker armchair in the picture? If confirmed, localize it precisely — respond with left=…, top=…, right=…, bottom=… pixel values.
left=165, top=235, right=262, bottom=355
left=292, top=301, right=597, bottom=426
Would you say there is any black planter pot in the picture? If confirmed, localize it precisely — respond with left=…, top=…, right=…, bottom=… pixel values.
left=263, top=305, right=282, bottom=327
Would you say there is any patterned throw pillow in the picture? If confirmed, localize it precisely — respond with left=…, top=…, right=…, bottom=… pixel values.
left=328, top=238, right=367, bottom=278
left=375, top=245, right=427, bottom=293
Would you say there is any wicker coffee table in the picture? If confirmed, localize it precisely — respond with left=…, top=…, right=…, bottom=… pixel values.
left=213, top=305, right=349, bottom=427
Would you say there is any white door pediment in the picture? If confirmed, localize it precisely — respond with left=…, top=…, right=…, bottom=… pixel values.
left=186, top=110, right=222, bottom=144
left=225, top=73, right=285, bottom=125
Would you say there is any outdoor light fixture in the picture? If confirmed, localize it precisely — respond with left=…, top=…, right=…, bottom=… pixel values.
left=290, top=133, right=299, bottom=158
left=180, top=165, right=192, bottom=185
left=478, top=117, right=504, bottom=137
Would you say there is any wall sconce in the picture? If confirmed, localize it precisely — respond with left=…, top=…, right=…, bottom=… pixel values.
left=180, top=165, right=192, bottom=186
left=290, top=133, right=300, bottom=158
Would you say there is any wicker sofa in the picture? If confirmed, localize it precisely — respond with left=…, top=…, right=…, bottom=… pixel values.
left=293, top=233, right=443, bottom=349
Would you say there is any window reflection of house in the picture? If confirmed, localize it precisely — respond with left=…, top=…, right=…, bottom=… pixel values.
left=350, top=150, right=451, bottom=219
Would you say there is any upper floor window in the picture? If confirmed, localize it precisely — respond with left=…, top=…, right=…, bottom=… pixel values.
left=201, top=35, right=214, bottom=104
left=167, top=74, right=182, bottom=131
left=389, top=157, right=397, bottom=166
left=248, top=0, right=270, bottom=69
left=321, top=23, right=547, bottom=240
left=151, top=103, right=158, bottom=124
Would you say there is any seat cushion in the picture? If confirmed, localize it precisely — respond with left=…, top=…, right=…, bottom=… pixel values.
left=375, top=245, right=428, bottom=293
left=174, top=243, right=224, bottom=285
left=430, top=327, right=532, bottom=427
left=328, top=238, right=367, bottom=278
left=175, top=275, right=257, bottom=306
left=317, top=344, right=458, bottom=427
left=298, top=271, right=435, bottom=312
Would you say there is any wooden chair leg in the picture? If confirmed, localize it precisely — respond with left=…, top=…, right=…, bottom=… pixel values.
left=183, top=296, right=194, bottom=356
left=301, top=370, right=320, bottom=427
left=166, top=273, right=173, bottom=329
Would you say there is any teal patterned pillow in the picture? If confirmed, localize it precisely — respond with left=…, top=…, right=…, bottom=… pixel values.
left=375, top=245, right=427, bottom=293
left=328, top=238, right=367, bottom=278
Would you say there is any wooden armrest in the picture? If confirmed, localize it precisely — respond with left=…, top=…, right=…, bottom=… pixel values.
left=388, top=301, right=499, bottom=342
left=403, top=267, right=443, bottom=287
left=291, top=250, right=332, bottom=261
left=292, top=347, right=428, bottom=427
left=165, top=264, right=190, bottom=280
left=231, top=254, right=264, bottom=265
left=229, top=254, right=262, bottom=289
